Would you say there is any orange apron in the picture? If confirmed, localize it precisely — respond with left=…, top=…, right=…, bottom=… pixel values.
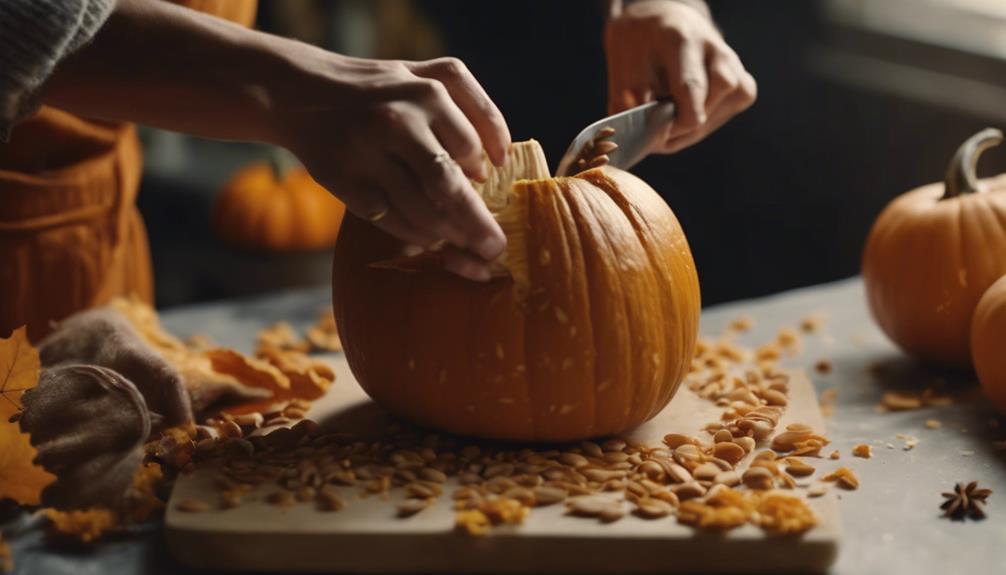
left=0, top=0, right=256, bottom=341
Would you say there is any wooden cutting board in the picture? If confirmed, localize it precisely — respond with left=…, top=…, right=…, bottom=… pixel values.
left=166, top=353, right=840, bottom=574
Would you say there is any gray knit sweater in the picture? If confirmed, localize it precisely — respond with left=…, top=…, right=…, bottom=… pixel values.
left=0, top=0, right=114, bottom=141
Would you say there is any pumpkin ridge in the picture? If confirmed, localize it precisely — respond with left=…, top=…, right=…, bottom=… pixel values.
left=583, top=168, right=691, bottom=421
left=557, top=177, right=607, bottom=437
left=523, top=179, right=594, bottom=440
left=582, top=171, right=658, bottom=424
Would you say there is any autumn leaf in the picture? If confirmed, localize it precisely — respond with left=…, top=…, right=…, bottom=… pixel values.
left=208, top=349, right=292, bottom=415
left=1, top=326, right=38, bottom=414
left=0, top=327, right=56, bottom=505
left=256, top=347, right=334, bottom=401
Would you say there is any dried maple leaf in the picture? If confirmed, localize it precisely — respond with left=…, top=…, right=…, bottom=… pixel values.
left=208, top=349, right=292, bottom=414
left=256, top=347, right=334, bottom=402
left=0, top=327, right=56, bottom=505
left=256, top=322, right=310, bottom=354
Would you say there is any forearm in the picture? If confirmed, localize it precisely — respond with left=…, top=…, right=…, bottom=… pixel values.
left=41, top=0, right=305, bottom=145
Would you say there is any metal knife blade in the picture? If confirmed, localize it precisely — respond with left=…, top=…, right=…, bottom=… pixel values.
left=555, top=98, right=676, bottom=177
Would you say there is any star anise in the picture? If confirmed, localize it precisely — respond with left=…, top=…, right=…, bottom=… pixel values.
left=941, top=481, right=992, bottom=520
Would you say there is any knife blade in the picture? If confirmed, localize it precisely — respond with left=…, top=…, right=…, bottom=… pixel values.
left=555, top=98, right=676, bottom=177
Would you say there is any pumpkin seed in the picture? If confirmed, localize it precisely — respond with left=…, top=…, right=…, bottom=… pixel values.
left=670, top=482, right=706, bottom=500
left=784, top=458, right=816, bottom=477
left=567, top=495, right=611, bottom=517
left=713, top=429, right=733, bottom=443
left=601, top=438, right=627, bottom=452
left=733, top=436, right=756, bottom=453
left=692, top=463, right=721, bottom=481
left=532, top=486, right=567, bottom=506
left=635, top=498, right=674, bottom=518
left=558, top=452, right=589, bottom=468
left=712, top=442, right=745, bottom=465
left=713, top=470, right=741, bottom=486
left=503, top=487, right=536, bottom=506
left=667, top=463, right=694, bottom=483
left=662, top=434, right=695, bottom=449
left=742, top=467, right=774, bottom=490
left=419, top=467, right=448, bottom=483
left=762, top=389, right=788, bottom=406
left=397, top=498, right=431, bottom=517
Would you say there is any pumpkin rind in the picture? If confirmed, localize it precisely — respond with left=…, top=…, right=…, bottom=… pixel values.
left=863, top=129, right=1006, bottom=367
left=332, top=142, right=699, bottom=441
left=971, top=275, right=1006, bottom=415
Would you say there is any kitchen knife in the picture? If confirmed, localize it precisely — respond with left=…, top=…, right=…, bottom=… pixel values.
left=554, top=98, right=676, bottom=177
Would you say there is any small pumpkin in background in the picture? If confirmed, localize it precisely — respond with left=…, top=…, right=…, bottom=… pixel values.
left=213, top=149, right=345, bottom=252
left=863, top=128, right=1006, bottom=367
left=971, top=275, right=1006, bottom=414
left=332, top=140, right=700, bottom=442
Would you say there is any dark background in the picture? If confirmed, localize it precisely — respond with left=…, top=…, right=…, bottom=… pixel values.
left=138, top=0, right=1006, bottom=308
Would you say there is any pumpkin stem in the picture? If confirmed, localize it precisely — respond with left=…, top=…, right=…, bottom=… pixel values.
left=268, top=148, right=300, bottom=181
left=943, top=128, right=1003, bottom=200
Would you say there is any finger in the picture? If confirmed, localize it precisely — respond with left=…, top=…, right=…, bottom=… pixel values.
left=405, top=77, right=487, bottom=182
left=379, top=156, right=467, bottom=249
left=663, top=36, right=708, bottom=136
left=391, top=122, right=506, bottom=260
left=658, top=89, right=741, bottom=154
left=371, top=205, right=441, bottom=249
left=440, top=244, right=493, bottom=282
left=704, top=50, right=741, bottom=115
left=409, top=58, right=511, bottom=168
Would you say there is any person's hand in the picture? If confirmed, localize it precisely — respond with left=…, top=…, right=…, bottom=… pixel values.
left=274, top=51, right=511, bottom=281
left=605, top=0, right=756, bottom=154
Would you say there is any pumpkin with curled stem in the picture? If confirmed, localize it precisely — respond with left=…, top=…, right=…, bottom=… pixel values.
left=863, top=128, right=1006, bottom=367
left=213, top=149, right=346, bottom=252
left=971, top=275, right=1006, bottom=414
left=332, top=140, right=700, bottom=442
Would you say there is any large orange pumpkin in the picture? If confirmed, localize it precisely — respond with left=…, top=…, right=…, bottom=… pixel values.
left=332, top=141, right=700, bottom=442
left=213, top=150, right=345, bottom=252
left=970, top=275, right=1006, bottom=414
left=863, top=128, right=1006, bottom=366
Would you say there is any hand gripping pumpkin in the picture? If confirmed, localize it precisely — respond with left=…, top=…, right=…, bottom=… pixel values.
left=971, top=276, right=1006, bottom=414
left=332, top=140, right=700, bottom=441
left=863, top=128, right=1006, bottom=366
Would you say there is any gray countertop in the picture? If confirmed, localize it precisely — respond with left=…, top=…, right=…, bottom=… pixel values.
left=4, top=277, right=1004, bottom=574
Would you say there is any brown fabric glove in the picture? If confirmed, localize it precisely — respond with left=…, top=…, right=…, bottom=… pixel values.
left=20, top=364, right=150, bottom=509
left=38, top=307, right=193, bottom=431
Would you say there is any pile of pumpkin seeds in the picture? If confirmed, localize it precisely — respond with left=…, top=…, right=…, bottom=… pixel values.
left=173, top=319, right=841, bottom=537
